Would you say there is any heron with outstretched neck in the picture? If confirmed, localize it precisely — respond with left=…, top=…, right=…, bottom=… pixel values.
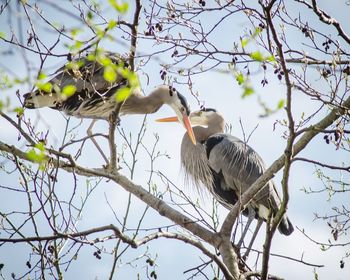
left=23, top=53, right=196, bottom=163
left=157, top=108, right=293, bottom=256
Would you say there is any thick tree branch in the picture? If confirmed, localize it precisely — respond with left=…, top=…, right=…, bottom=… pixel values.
left=0, top=143, right=215, bottom=240
left=0, top=142, right=228, bottom=254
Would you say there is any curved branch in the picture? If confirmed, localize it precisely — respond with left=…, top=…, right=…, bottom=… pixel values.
left=297, top=226, right=350, bottom=247
left=0, top=224, right=135, bottom=246
left=136, top=231, right=233, bottom=280
left=0, top=141, right=222, bottom=255
left=247, top=248, right=324, bottom=268
left=296, top=0, right=350, bottom=45
left=293, top=157, right=350, bottom=172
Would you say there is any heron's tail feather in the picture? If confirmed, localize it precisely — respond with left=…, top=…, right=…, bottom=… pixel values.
left=278, top=215, right=294, bottom=236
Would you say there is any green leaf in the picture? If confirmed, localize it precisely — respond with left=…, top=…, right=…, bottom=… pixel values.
left=235, top=72, right=245, bottom=85
left=0, top=32, right=6, bottom=39
left=86, top=53, right=96, bottom=61
left=36, top=82, right=52, bottom=93
left=65, top=60, right=84, bottom=70
left=126, top=72, right=139, bottom=87
left=115, top=87, right=131, bottom=102
left=266, top=55, right=276, bottom=62
left=108, top=0, right=129, bottom=13
left=0, top=98, right=10, bottom=111
left=62, top=85, right=77, bottom=97
left=13, top=107, right=24, bottom=116
left=97, top=55, right=112, bottom=66
left=37, top=72, right=47, bottom=80
left=96, top=27, right=105, bottom=39
left=241, top=38, right=249, bottom=48
left=36, top=142, right=45, bottom=152
left=14, top=78, right=23, bottom=84
left=72, top=40, right=83, bottom=51
left=0, top=74, right=12, bottom=90
left=87, top=11, right=93, bottom=20
left=118, top=66, right=130, bottom=78
left=277, top=99, right=285, bottom=109
left=27, top=150, right=39, bottom=162
left=26, top=142, right=46, bottom=164
left=108, top=20, right=117, bottom=30
left=253, top=27, right=262, bottom=37
left=118, top=2, right=128, bottom=13
left=104, top=66, right=117, bottom=83
left=242, top=86, right=254, bottom=98
left=70, top=28, right=82, bottom=37
left=250, top=51, right=264, bottom=62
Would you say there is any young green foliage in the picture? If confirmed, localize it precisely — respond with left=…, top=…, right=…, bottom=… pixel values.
left=115, top=69, right=140, bottom=102
left=62, top=85, right=77, bottom=97
left=108, top=0, right=128, bottom=13
left=35, top=72, right=52, bottom=93
left=258, top=98, right=286, bottom=118
left=26, top=142, right=47, bottom=170
left=232, top=70, right=254, bottom=98
left=104, top=65, right=117, bottom=83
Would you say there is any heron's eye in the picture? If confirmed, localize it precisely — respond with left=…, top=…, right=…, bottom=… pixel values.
left=168, top=86, right=174, bottom=96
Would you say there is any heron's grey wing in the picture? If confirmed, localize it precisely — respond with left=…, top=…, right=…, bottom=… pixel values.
left=205, top=133, right=282, bottom=218
left=24, top=54, right=128, bottom=117
left=210, top=168, right=252, bottom=216
left=49, top=55, right=126, bottom=95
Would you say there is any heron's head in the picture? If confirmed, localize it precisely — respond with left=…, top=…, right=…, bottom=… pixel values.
left=187, top=108, right=219, bottom=126
left=157, top=107, right=224, bottom=135
left=153, top=85, right=196, bottom=145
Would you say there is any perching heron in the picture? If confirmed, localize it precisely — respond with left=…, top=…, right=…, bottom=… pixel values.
left=157, top=108, right=293, bottom=252
left=23, top=53, right=196, bottom=163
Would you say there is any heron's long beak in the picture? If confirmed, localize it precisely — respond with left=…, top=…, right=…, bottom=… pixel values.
left=156, top=115, right=196, bottom=145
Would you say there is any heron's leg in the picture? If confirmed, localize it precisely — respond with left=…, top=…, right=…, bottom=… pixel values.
left=242, top=219, right=263, bottom=260
left=87, top=119, right=109, bottom=165
left=237, top=208, right=255, bottom=248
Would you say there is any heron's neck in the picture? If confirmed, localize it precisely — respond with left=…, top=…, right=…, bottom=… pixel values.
left=194, top=116, right=225, bottom=142
left=121, top=91, right=165, bottom=115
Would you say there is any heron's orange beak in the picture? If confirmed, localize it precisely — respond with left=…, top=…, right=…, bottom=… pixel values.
left=156, top=115, right=196, bottom=145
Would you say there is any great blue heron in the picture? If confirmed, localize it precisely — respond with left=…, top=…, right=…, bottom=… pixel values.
left=23, top=53, right=196, bottom=163
left=157, top=108, right=294, bottom=252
